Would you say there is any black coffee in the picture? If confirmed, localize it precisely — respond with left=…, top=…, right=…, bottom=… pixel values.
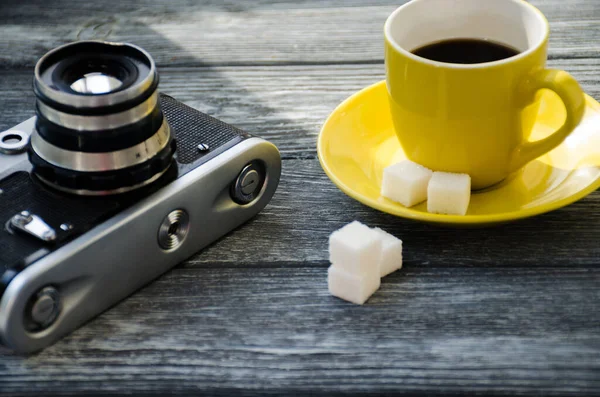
left=412, top=39, right=520, bottom=64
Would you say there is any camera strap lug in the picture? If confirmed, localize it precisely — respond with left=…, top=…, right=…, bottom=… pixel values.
left=9, top=211, right=57, bottom=243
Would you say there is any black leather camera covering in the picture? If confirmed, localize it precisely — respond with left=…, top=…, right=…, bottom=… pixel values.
left=160, top=94, right=249, bottom=164
left=0, top=94, right=248, bottom=294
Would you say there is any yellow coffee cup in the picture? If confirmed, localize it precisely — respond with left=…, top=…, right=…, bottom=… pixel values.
left=384, top=0, right=586, bottom=189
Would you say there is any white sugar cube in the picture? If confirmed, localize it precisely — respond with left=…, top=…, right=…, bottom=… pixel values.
left=427, top=172, right=471, bottom=215
left=381, top=160, right=433, bottom=207
left=329, top=221, right=381, bottom=275
left=372, top=228, right=403, bottom=277
left=328, top=265, right=381, bottom=305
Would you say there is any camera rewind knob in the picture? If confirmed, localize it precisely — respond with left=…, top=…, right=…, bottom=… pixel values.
left=231, top=162, right=266, bottom=205
left=26, top=286, right=61, bottom=331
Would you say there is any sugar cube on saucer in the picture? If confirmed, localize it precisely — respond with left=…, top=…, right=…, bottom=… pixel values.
left=372, top=228, right=403, bottom=277
left=328, top=265, right=381, bottom=305
left=381, top=160, right=433, bottom=207
left=329, top=221, right=382, bottom=275
left=427, top=172, right=471, bottom=216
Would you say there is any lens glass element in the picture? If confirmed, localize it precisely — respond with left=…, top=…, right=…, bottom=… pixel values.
left=70, top=72, right=123, bottom=94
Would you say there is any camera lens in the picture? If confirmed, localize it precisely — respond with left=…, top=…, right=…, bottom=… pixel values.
left=70, top=73, right=123, bottom=94
left=29, top=41, right=176, bottom=196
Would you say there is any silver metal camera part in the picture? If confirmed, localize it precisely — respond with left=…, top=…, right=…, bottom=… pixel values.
left=30, top=41, right=174, bottom=196
left=0, top=41, right=281, bottom=354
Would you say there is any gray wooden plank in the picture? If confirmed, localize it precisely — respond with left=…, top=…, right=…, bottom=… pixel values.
left=0, top=0, right=598, bottom=68
left=1, top=63, right=599, bottom=269
left=191, top=158, right=600, bottom=267
left=2, top=60, right=600, bottom=158
left=0, top=138, right=598, bottom=266
left=1, top=266, right=599, bottom=396
left=1, top=1, right=599, bottom=394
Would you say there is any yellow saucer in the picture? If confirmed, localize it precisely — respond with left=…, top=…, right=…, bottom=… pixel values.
left=318, top=80, right=600, bottom=226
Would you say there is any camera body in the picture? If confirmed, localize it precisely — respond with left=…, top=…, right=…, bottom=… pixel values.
left=0, top=43, right=281, bottom=354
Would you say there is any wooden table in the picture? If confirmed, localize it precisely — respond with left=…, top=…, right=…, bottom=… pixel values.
left=1, top=0, right=599, bottom=395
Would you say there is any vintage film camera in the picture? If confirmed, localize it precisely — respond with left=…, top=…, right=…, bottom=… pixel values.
left=0, top=41, right=281, bottom=354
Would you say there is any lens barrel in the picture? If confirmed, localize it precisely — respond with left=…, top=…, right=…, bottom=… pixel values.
left=29, top=41, right=176, bottom=196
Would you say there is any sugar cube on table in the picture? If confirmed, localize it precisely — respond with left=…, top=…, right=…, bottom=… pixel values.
left=427, top=172, right=471, bottom=215
left=329, top=221, right=382, bottom=276
left=372, top=228, right=403, bottom=277
left=328, top=265, right=381, bottom=305
left=381, top=160, right=433, bottom=207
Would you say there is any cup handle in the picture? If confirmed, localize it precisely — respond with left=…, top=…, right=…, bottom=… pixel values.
left=509, top=69, right=586, bottom=173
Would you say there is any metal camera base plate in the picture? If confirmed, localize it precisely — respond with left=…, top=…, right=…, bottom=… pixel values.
left=0, top=137, right=280, bottom=353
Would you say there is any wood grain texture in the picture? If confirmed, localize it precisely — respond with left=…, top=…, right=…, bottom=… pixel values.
left=191, top=159, right=600, bottom=267
left=2, top=0, right=600, bottom=395
left=1, top=266, right=600, bottom=396
left=2, top=58, right=600, bottom=265
left=2, top=59, right=600, bottom=158
left=0, top=0, right=599, bottom=68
